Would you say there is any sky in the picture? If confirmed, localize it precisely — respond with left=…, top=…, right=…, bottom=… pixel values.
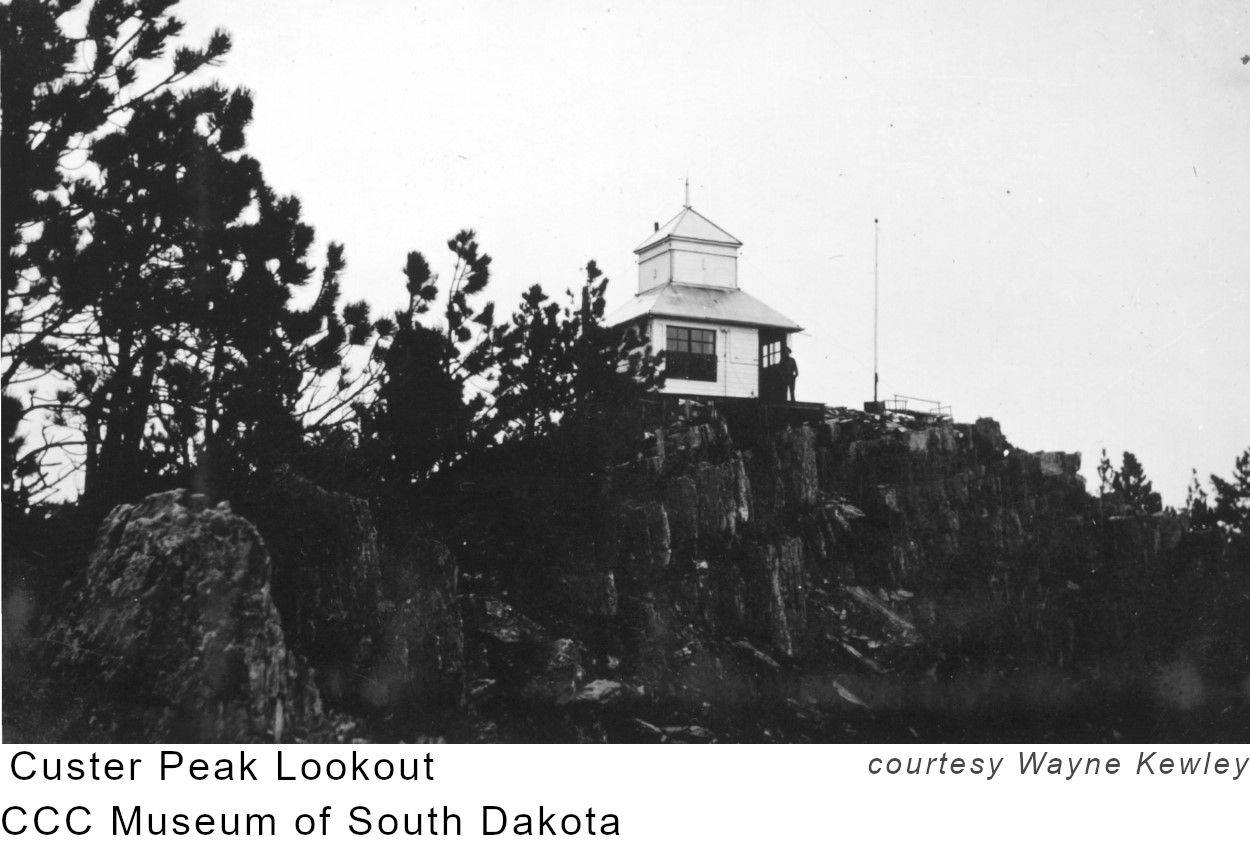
left=173, top=0, right=1249, bottom=504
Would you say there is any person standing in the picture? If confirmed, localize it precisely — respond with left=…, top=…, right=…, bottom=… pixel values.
left=783, top=347, right=798, bottom=402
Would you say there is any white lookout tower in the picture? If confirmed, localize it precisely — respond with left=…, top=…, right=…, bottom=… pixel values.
left=606, top=203, right=803, bottom=402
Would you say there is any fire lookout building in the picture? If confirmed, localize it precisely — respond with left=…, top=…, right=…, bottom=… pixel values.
left=606, top=204, right=803, bottom=403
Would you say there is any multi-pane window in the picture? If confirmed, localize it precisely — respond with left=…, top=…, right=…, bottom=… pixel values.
left=761, top=340, right=782, bottom=368
left=667, top=325, right=715, bottom=356
left=665, top=325, right=717, bottom=381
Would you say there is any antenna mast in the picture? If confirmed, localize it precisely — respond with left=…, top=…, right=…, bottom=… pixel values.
left=684, top=175, right=690, bottom=208
left=873, top=217, right=880, bottom=404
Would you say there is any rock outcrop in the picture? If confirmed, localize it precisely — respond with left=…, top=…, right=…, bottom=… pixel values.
left=30, top=490, right=326, bottom=742
left=367, top=537, right=466, bottom=723
left=463, top=401, right=1248, bottom=741
left=242, top=474, right=465, bottom=726
left=12, top=480, right=467, bottom=742
left=243, top=473, right=381, bottom=707
left=7, top=401, right=1245, bottom=743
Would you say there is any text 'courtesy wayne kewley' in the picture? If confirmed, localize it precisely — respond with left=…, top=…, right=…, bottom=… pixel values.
left=867, top=751, right=1250, bottom=781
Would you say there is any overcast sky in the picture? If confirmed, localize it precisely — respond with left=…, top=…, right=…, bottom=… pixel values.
left=176, top=0, right=1249, bottom=503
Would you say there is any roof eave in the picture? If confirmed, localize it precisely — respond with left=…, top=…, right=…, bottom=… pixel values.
left=646, top=310, right=803, bottom=333
left=633, top=233, right=744, bottom=255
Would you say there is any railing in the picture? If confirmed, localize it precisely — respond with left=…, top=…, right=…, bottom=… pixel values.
left=884, top=393, right=952, bottom=418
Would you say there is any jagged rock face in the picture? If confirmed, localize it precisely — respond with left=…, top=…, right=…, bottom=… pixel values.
left=34, top=490, right=323, bottom=742
left=815, top=414, right=1081, bottom=584
left=750, top=426, right=818, bottom=524
left=12, top=401, right=1239, bottom=742
left=746, top=537, right=807, bottom=658
left=244, top=473, right=380, bottom=706
left=493, top=407, right=840, bottom=712
left=367, top=538, right=466, bottom=718
left=645, top=418, right=826, bottom=656
left=615, top=502, right=671, bottom=579
left=243, top=475, right=464, bottom=721
left=508, top=400, right=1247, bottom=741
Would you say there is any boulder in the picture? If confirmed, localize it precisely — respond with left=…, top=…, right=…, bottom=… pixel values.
left=575, top=678, right=624, bottom=704
left=1035, top=450, right=1082, bottom=478
left=663, top=724, right=716, bottom=743
left=469, top=596, right=546, bottom=646
left=36, top=490, right=325, bottom=742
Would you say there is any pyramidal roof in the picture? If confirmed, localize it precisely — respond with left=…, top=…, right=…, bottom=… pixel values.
left=634, top=206, right=742, bottom=253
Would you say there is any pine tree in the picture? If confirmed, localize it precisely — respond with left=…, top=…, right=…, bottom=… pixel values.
left=490, top=260, right=663, bottom=451
left=3, top=0, right=232, bottom=503
left=562, top=260, right=664, bottom=467
left=362, top=233, right=498, bottom=493
left=492, top=284, right=569, bottom=439
left=1185, top=469, right=1217, bottom=531
left=1096, top=449, right=1115, bottom=497
left=1209, top=449, right=1250, bottom=535
left=1111, top=451, right=1162, bottom=513
left=3, top=1, right=380, bottom=510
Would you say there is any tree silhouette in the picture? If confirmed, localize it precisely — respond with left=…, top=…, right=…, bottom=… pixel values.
left=3, top=0, right=232, bottom=502
left=1209, top=449, right=1250, bottom=535
left=1096, top=449, right=1115, bottom=497
left=3, top=1, right=380, bottom=510
left=1110, top=451, right=1162, bottom=513
left=492, top=284, right=569, bottom=439
left=491, top=260, right=663, bottom=450
left=1185, top=469, right=1217, bottom=531
left=361, top=232, right=498, bottom=494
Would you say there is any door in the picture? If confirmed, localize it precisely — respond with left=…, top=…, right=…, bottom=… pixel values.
left=759, top=330, right=786, bottom=402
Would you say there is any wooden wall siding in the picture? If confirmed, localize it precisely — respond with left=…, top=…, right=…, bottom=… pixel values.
left=652, top=318, right=759, bottom=399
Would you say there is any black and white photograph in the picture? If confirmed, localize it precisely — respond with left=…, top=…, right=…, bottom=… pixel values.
left=3, top=0, right=1249, bottom=748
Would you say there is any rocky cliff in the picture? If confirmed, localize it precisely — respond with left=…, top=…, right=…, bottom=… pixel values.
left=458, top=403, right=1248, bottom=741
left=5, top=404, right=1247, bottom=742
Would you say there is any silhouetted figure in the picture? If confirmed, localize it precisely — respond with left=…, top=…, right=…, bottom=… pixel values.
left=783, top=347, right=798, bottom=402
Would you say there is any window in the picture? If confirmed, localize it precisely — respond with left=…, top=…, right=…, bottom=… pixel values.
left=667, top=325, right=715, bottom=356
left=665, top=325, right=717, bottom=381
left=761, top=340, right=782, bottom=368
